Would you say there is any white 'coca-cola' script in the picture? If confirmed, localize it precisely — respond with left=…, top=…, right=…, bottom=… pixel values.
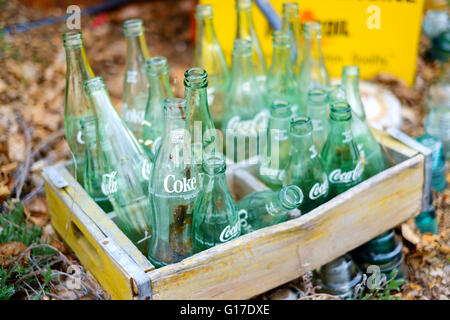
left=101, top=171, right=118, bottom=196
left=219, top=221, right=240, bottom=243
left=329, top=162, right=363, bottom=184
left=309, top=180, right=328, bottom=200
left=163, top=175, right=197, bottom=193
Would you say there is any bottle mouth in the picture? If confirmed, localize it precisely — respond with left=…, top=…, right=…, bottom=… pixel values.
left=270, top=100, right=292, bottom=118
left=164, top=98, right=187, bottom=119
left=195, top=4, right=213, bottom=19
left=279, top=185, right=303, bottom=210
left=329, top=102, right=352, bottom=121
left=320, top=255, right=362, bottom=290
left=272, top=30, right=291, bottom=47
left=146, top=56, right=168, bottom=74
left=83, top=77, right=106, bottom=95
left=282, top=2, right=299, bottom=18
left=303, top=21, right=322, bottom=39
left=123, top=18, right=144, bottom=36
left=184, top=67, right=208, bottom=88
left=307, top=89, right=328, bottom=105
left=232, top=39, right=252, bottom=57
left=342, top=65, right=360, bottom=79
left=62, top=31, right=83, bottom=48
left=290, top=116, right=313, bottom=137
left=236, top=0, right=251, bottom=10
left=202, top=152, right=226, bottom=174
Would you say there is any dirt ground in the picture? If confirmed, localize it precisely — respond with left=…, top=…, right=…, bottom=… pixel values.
left=0, top=0, right=448, bottom=300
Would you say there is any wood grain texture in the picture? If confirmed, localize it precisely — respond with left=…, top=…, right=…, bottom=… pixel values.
left=147, top=154, right=424, bottom=300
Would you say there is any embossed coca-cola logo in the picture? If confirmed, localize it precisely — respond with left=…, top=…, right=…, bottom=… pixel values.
left=101, top=171, right=118, bottom=195
left=219, top=221, right=240, bottom=243
left=309, top=180, right=328, bottom=200
left=329, top=161, right=363, bottom=184
left=163, top=174, right=197, bottom=193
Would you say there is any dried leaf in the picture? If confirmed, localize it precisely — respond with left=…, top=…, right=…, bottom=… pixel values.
left=7, top=133, right=27, bottom=162
left=0, top=241, right=29, bottom=268
left=402, top=223, right=421, bottom=245
left=25, top=197, right=48, bottom=227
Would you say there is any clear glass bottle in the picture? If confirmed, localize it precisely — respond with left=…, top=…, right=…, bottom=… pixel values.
left=284, top=116, right=329, bottom=214
left=148, top=98, right=201, bottom=267
left=237, top=185, right=303, bottom=235
left=81, top=118, right=113, bottom=213
left=416, top=133, right=447, bottom=192
left=193, top=4, right=229, bottom=128
left=184, top=67, right=221, bottom=169
left=297, top=22, right=330, bottom=115
left=425, top=105, right=450, bottom=160
left=83, top=77, right=153, bottom=254
left=258, top=101, right=293, bottom=190
left=281, top=2, right=302, bottom=74
left=306, top=89, right=330, bottom=153
left=235, top=0, right=267, bottom=91
left=321, top=102, right=363, bottom=198
left=223, top=39, right=268, bottom=162
left=122, top=19, right=151, bottom=141
left=266, top=30, right=300, bottom=114
left=142, top=56, right=174, bottom=158
left=193, top=152, right=240, bottom=253
left=63, top=31, right=95, bottom=186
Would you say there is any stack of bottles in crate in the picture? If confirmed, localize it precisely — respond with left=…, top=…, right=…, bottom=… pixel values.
left=63, top=0, right=414, bottom=285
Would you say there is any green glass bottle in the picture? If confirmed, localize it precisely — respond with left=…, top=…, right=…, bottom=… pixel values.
left=193, top=152, right=240, bottom=253
left=258, top=101, right=293, bottom=190
left=284, top=116, right=329, bottom=214
left=237, top=185, right=303, bottom=235
left=122, top=19, right=151, bottom=142
left=63, top=31, right=95, bottom=186
left=184, top=67, right=221, bottom=169
left=148, top=98, right=201, bottom=267
left=342, top=66, right=385, bottom=179
left=235, top=0, right=267, bottom=91
left=193, top=4, right=229, bottom=128
left=281, top=2, right=302, bottom=74
left=297, top=22, right=330, bottom=115
left=306, top=89, right=330, bottom=153
left=81, top=118, right=113, bottom=213
left=223, top=39, right=268, bottom=162
left=83, top=77, right=153, bottom=254
left=142, top=56, right=174, bottom=158
left=266, top=31, right=300, bottom=113
left=321, top=102, right=363, bottom=198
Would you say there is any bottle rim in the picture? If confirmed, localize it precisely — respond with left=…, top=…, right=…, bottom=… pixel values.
left=272, top=30, right=291, bottom=47
left=83, top=77, right=106, bottom=95
left=279, top=185, right=303, bottom=210
left=236, top=0, right=252, bottom=10
left=270, top=100, right=292, bottom=118
left=202, top=152, right=226, bottom=174
left=282, top=2, right=299, bottom=17
left=62, top=31, right=83, bottom=48
left=342, top=65, right=360, bottom=78
left=329, top=102, right=352, bottom=121
left=123, top=18, right=145, bottom=36
left=232, top=39, right=252, bottom=56
left=195, top=4, right=213, bottom=19
left=146, top=56, right=168, bottom=74
left=307, top=89, right=328, bottom=104
left=303, top=21, right=322, bottom=39
left=163, top=98, right=187, bottom=119
left=290, top=116, right=313, bottom=137
left=184, top=67, right=208, bottom=88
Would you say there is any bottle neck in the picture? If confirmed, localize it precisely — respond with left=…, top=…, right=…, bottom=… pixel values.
left=236, top=7, right=253, bottom=39
left=125, top=34, right=150, bottom=68
left=65, top=46, right=94, bottom=81
left=196, top=17, right=217, bottom=44
left=231, top=51, right=254, bottom=81
left=304, top=34, right=324, bottom=63
left=342, top=76, right=367, bottom=121
left=270, top=44, right=293, bottom=74
left=149, top=70, right=172, bottom=99
left=291, top=132, right=314, bottom=154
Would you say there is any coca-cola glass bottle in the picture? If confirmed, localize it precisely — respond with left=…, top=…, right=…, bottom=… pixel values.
left=193, top=152, right=240, bottom=253
left=148, top=98, right=201, bottom=267
left=237, top=185, right=303, bottom=235
left=284, top=116, right=329, bottom=214
left=321, top=102, right=363, bottom=198
left=306, top=89, right=330, bottom=153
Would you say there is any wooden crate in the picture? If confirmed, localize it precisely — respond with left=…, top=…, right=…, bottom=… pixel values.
left=42, top=128, right=430, bottom=300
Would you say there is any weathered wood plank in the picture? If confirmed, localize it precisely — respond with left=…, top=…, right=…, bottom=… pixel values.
left=148, top=154, right=424, bottom=300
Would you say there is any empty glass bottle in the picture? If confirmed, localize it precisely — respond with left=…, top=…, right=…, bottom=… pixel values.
left=424, top=105, right=450, bottom=160
left=297, top=22, right=330, bottom=115
left=416, top=133, right=447, bottom=192
left=223, top=39, right=268, bottom=162
left=237, top=185, right=303, bottom=235
left=142, top=56, right=174, bottom=158
left=148, top=98, right=201, bottom=267
left=259, top=101, right=293, bottom=190
left=193, top=4, right=229, bottom=128
left=193, top=152, right=240, bottom=253
left=184, top=67, right=221, bottom=168
left=122, top=19, right=151, bottom=141
left=266, top=31, right=300, bottom=113
left=83, top=77, right=153, bottom=254
left=321, top=102, right=363, bottom=198
left=63, top=31, right=95, bottom=186
left=235, top=0, right=267, bottom=92
left=306, top=89, right=330, bottom=152
left=81, top=118, right=113, bottom=213
left=415, top=194, right=439, bottom=235
left=281, top=2, right=302, bottom=74
left=284, top=116, right=329, bottom=214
